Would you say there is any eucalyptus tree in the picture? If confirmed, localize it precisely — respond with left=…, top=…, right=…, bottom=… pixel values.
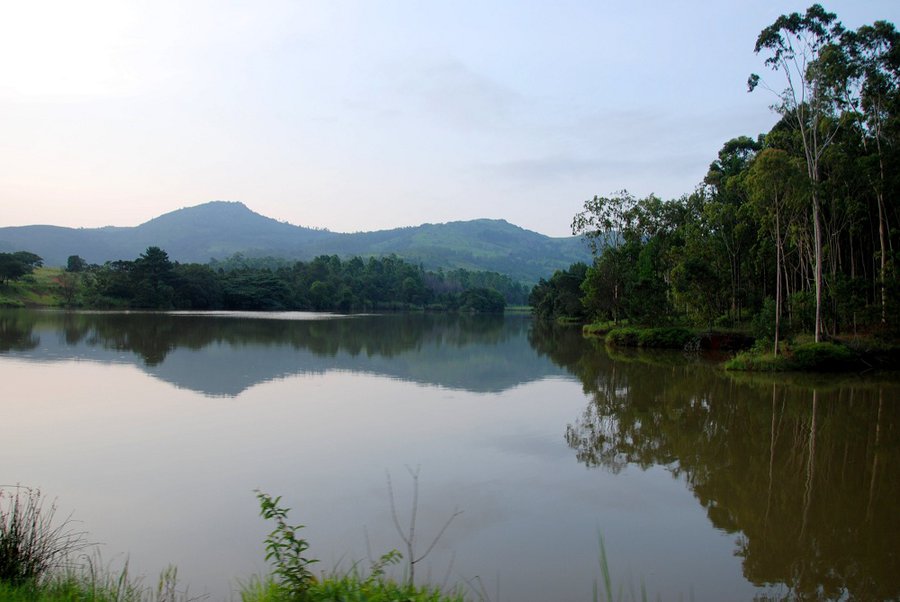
left=749, top=4, right=849, bottom=341
left=572, top=191, right=638, bottom=322
left=704, top=136, right=762, bottom=322
left=841, top=21, right=900, bottom=325
left=746, top=148, right=806, bottom=354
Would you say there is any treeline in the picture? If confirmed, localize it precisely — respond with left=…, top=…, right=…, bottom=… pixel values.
left=60, top=248, right=509, bottom=313
left=209, top=252, right=530, bottom=305
left=533, top=5, right=900, bottom=347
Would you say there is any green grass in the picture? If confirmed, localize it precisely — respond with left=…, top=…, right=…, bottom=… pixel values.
left=1, top=486, right=660, bottom=602
left=504, top=305, right=532, bottom=314
left=240, top=573, right=469, bottom=602
left=583, top=321, right=618, bottom=337
left=604, top=327, right=695, bottom=349
left=725, top=350, right=793, bottom=372
left=726, top=341, right=860, bottom=372
left=0, top=268, right=67, bottom=307
left=0, top=564, right=188, bottom=602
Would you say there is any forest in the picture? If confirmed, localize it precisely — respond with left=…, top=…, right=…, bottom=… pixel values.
left=531, top=5, right=900, bottom=350
left=52, top=248, right=522, bottom=313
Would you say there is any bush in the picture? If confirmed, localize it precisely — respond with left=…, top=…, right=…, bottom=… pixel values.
left=726, top=342, right=858, bottom=372
left=255, top=490, right=318, bottom=598
left=725, top=351, right=791, bottom=371
left=791, top=342, right=857, bottom=371
left=605, top=327, right=694, bottom=349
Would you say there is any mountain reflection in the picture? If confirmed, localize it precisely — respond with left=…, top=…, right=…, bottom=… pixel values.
left=0, top=309, right=567, bottom=395
left=532, top=328, right=900, bottom=601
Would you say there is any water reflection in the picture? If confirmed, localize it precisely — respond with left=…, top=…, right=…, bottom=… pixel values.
left=0, top=312, right=40, bottom=352
left=534, top=326, right=900, bottom=601
left=3, top=310, right=898, bottom=599
left=0, top=309, right=565, bottom=395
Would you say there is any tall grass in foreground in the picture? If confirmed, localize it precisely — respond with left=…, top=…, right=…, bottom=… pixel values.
left=0, top=487, right=86, bottom=586
left=1, top=486, right=194, bottom=602
left=0, top=563, right=190, bottom=602
left=593, top=534, right=652, bottom=602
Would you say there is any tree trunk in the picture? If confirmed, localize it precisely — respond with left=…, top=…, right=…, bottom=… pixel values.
left=775, top=209, right=783, bottom=356
left=813, top=191, right=824, bottom=342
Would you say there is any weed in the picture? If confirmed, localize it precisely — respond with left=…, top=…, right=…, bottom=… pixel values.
left=255, top=490, right=318, bottom=599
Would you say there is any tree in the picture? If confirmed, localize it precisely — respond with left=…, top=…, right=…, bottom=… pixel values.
left=66, top=255, right=87, bottom=273
left=529, top=263, right=588, bottom=321
left=56, top=272, right=80, bottom=306
left=749, top=4, right=849, bottom=341
left=132, top=247, right=175, bottom=309
left=704, top=136, right=763, bottom=322
left=572, top=191, right=639, bottom=321
left=0, top=252, right=43, bottom=284
left=841, top=21, right=900, bottom=325
left=746, top=148, right=806, bottom=354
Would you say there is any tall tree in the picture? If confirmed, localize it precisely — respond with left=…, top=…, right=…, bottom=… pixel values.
left=572, top=191, right=639, bottom=322
left=749, top=4, right=848, bottom=341
left=841, top=21, right=900, bottom=325
left=704, top=136, right=762, bottom=322
left=746, top=148, right=806, bottom=354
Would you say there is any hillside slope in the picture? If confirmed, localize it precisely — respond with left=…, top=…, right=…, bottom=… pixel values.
left=0, top=201, right=591, bottom=283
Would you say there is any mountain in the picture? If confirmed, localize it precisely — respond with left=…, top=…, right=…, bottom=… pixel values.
left=0, top=201, right=591, bottom=283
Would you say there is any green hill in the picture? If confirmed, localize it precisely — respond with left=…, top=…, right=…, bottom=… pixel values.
left=0, top=201, right=590, bottom=283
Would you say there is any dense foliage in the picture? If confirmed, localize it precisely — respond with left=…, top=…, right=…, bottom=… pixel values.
left=57, top=248, right=509, bottom=313
left=536, top=6, right=900, bottom=350
left=0, top=252, right=43, bottom=285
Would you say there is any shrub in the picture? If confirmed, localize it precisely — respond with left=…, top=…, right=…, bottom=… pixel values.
left=725, top=351, right=791, bottom=371
left=255, top=490, right=318, bottom=599
left=605, top=327, right=694, bottom=349
left=791, top=342, right=857, bottom=371
left=726, top=342, right=858, bottom=372
left=605, top=327, right=640, bottom=347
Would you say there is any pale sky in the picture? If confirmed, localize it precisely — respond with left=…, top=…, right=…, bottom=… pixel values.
left=1, top=1, right=897, bottom=237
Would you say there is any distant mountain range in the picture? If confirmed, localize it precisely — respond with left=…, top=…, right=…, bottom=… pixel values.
left=0, top=201, right=592, bottom=283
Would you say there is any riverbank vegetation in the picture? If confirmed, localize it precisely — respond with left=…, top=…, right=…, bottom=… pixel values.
left=531, top=6, right=900, bottom=366
left=1, top=248, right=523, bottom=314
left=1, top=486, right=471, bottom=602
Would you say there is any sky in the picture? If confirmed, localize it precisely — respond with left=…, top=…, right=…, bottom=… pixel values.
left=2, top=1, right=898, bottom=237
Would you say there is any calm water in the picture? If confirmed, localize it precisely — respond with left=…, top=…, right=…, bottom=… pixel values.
left=1, top=309, right=897, bottom=601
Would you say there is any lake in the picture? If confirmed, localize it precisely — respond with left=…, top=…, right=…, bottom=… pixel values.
left=1, top=309, right=897, bottom=601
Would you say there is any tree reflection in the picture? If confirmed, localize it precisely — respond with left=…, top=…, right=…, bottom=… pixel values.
left=0, top=311, right=39, bottom=352
left=531, top=322, right=899, bottom=600
left=0, top=310, right=546, bottom=394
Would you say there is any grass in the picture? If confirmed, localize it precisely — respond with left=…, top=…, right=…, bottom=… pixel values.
left=2, top=486, right=661, bottom=602
left=604, top=327, right=696, bottom=349
left=240, top=572, right=470, bottom=602
left=0, top=268, right=67, bottom=307
left=725, top=341, right=860, bottom=372
left=0, top=487, right=87, bottom=586
left=583, top=321, right=618, bottom=337
left=0, top=563, right=190, bottom=602
left=503, top=305, right=532, bottom=314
